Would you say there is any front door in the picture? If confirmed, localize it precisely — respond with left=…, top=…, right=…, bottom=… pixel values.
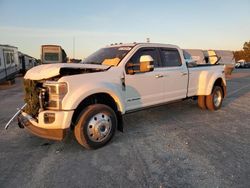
left=125, top=47, right=165, bottom=111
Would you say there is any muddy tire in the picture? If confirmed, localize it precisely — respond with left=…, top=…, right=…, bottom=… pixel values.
left=74, top=104, right=117, bottom=149
left=198, top=95, right=206, bottom=110
left=206, top=86, right=223, bottom=111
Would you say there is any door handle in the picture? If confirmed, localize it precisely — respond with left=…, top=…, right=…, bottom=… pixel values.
left=155, top=74, right=164, bottom=78
left=181, top=72, right=188, bottom=76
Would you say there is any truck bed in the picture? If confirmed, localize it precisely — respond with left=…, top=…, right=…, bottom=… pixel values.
left=187, top=64, right=224, bottom=97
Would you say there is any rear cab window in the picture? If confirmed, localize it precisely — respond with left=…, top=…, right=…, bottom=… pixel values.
left=159, top=48, right=182, bottom=67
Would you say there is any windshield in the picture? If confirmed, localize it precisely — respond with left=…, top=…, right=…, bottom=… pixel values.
left=82, top=46, right=132, bottom=66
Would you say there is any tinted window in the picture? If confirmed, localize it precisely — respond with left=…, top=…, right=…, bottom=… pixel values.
left=44, top=53, right=59, bottom=61
left=129, top=48, right=158, bottom=66
left=10, top=53, right=14, bottom=64
left=4, top=51, right=14, bottom=65
left=5, top=53, right=11, bottom=64
left=160, top=49, right=182, bottom=67
left=126, top=48, right=158, bottom=74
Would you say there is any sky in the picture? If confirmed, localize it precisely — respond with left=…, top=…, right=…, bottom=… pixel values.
left=0, top=0, right=250, bottom=59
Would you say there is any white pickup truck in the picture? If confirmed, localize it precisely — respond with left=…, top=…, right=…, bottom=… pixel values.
left=17, top=43, right=226, bottom=149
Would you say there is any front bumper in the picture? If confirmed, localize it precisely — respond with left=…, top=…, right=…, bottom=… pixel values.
left=18, top=110, right=74, bottom=141
left=18, top=113, right=66, bottom=140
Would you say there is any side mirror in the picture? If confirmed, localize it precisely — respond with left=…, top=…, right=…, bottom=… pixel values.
left=126, top=55, right=154, bottom=75
left=139, top=55, right=154, bottom=73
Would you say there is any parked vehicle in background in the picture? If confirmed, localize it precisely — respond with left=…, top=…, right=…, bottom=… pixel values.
left=16, top=43, right=226, bottom=149
left=41, top=45, right=67, bottom=64
left=0, top=45, right=19, bottom=83
left=235, top=62, right=240, bottom=68
left=207, top=50, right=235, bottom=75
left=235, top=60, right=250, bottom=68
left=18, top=52, right=37, bottom=75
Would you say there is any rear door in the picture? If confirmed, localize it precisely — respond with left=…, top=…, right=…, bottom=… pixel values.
left=158, top=48, right=188, bottom=101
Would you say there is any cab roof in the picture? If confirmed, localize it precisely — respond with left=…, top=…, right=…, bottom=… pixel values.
left=106, top=42, right=180, bottom=49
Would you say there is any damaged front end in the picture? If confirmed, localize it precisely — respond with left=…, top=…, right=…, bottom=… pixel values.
left=14, top=64, right=110, bottom=140
left=18, top=78, right=69, bottom=140
left=23, top=79, right=41, bottom=118
left=23, top=65, right=108, bottom=118
left=18, top=79, right=73, bottom=140
left=23, top=79, right=68, bottom=121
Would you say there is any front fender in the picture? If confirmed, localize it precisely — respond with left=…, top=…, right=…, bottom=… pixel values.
left=61, top=82, right=126, bottom=114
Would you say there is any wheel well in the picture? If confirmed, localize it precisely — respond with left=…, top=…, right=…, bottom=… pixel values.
left=71, top=93, right=123, bottom=131
left=213, top=78, right=226, bottom=97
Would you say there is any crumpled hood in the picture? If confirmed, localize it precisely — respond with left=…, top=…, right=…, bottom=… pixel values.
left=24, top=63, right=110, bottom=80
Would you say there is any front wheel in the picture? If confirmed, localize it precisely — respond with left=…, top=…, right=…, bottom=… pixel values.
left=206, top=86, right=223, bottom=111
left=74, top=104, right=117, bottom=149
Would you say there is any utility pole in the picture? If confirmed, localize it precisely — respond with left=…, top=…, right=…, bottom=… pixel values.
left=73, top=37, right=75, bottom=59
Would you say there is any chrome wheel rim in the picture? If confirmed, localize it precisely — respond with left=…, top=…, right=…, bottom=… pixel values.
left=87, top=113, right=112, bottom=142
left=214, top=90, right=222, bottom=107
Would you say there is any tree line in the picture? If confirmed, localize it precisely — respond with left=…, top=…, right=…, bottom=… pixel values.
left=234, top=41, right=250, bottom=62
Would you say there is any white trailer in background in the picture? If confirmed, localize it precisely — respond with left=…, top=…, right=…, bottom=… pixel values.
left=18, top=52, right=37, bottom=75
left=41, top=45, right=67, bottom=64
left=0, top=45, right=19, bottom=83
left=183, top=49, right=235, bottom=75
left=207, top=50, right=235, bottom=75
left=183, top=49, right=206, bottom=64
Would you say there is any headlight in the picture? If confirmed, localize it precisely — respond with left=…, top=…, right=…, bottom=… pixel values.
left=43, top=81, right=68, bottom=110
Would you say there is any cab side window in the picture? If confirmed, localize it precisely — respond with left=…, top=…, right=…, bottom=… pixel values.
left=126, top=48, right=158, bottom=74
left=160, top=48, right=182, bottom=67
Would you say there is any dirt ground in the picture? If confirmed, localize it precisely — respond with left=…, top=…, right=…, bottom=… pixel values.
left=0, top=69, right=250, bottom=188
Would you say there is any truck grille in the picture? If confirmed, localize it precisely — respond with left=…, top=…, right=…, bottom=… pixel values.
left=23, top=79, right=41, bottom=118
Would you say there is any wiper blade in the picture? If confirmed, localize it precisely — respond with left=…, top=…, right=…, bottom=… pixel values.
left=82, top=61, right=100, bottom=65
